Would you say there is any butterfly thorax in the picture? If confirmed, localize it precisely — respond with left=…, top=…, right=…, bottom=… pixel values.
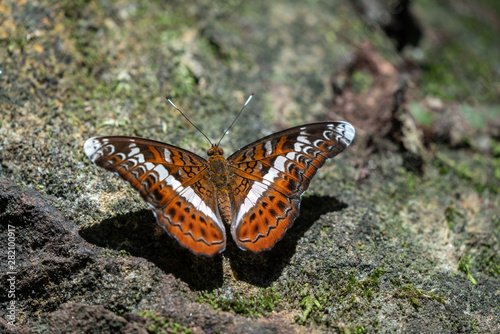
left=207, top=146, right=229, bottom=186
left=207, top=145, right=233, bottom=225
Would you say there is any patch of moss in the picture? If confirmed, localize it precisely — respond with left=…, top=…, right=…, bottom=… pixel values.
left=168, top=64, right=198, bottom=99
left=120, top=249, right=131, bottom=257
left=492, top=142, right=500, bottom=182
left=494, top=214, right=500, bottom=228
left=492, top=140, right=500, bottom=157
left=137, top=310, right=193, bottom=334
left=394, top=284, right=447, bottom=309
left=474, top=243, right=500, bottom=278
left=296, top=290, right=321, bottom=325
left=460, top=104, right=487, bottom=129
left=404, top=172, right=418, bottom=193
left=287, top=267, right=386, bottom=327
left=60, top=0, right=92, bottom=20
left=444, top=205, right=463, bottom=231
left=434, top=153, right=499, bottom=194
left=409, top=102, right=433, bottom=127
left=196, top=287, right=282, bottom=318
left=458, top=255, right=477, bottom=285
left=351, top=70, right=373, bottom=94
left=420, top=35, right=498, bottom=103
left=98, top=250, right=111, bottom=258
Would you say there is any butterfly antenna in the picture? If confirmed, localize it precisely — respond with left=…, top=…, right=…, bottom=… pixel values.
left=166, top=97, right=213, bottom=146
left=217, top=93, right=254, bottom=147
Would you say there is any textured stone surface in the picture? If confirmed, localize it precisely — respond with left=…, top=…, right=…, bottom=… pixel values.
left=1, top=0, right=499, bottom=333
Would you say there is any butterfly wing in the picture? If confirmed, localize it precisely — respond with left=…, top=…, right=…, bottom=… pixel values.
left=84, top=136, right=226, bottom=256
left=227, top=122, right=355, bottom=252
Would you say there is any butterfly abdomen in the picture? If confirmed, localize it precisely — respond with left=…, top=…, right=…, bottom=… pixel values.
left=207, top=148, right=233, bottom=225
left=217, top=188, right=232, bottom=224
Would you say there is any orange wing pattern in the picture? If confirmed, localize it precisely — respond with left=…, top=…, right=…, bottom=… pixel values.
left=84, top=121, right=355, bottom=256
left=227, top=122, right=355, bottom=252
left=84, top=136, right=226, bottom=256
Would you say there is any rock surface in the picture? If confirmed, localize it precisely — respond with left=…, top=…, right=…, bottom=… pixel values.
left=1, top=0, right=499, bottom=333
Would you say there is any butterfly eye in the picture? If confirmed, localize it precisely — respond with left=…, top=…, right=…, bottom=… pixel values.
left=218, top=147, right=224, bottom=155
left=207, top=147, right=214, bottom=156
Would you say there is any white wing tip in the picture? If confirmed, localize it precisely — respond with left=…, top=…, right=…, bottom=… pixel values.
left=84, top=138, right=96, bottom=157
left=337, top=122, right=355, bottom=146
left=83, top=137, right=105, bottom=161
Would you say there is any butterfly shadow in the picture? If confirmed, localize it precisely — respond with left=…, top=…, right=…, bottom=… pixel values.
left=226, top=195, right=347, bottom=287
left=79, top=209, right=223, bottom=290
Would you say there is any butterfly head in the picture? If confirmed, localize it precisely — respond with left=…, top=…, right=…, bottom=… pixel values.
left=207, top=145, right=224, bottom=157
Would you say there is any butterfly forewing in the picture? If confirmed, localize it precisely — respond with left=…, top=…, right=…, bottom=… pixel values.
left=227, top=122, right=355, bottom=252
left=84, top=136, right=226, bottom=256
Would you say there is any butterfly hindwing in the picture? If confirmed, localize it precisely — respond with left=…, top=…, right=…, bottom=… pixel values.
left=227, top=122, right=355, bottom=252
left=151, top=175, right=226, bottom=256
left=84, top=136, right=226, bottom=256
left=228, top=172, right=300, bottom=252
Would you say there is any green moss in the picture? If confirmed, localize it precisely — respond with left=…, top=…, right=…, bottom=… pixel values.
left=444, top=205, right=463, bottom=231
left=409, top=102, right=433, bottom=127
left=137, top=311, right=193, bottom=334
left=420, top=35, right=499, bottom=103
left=60, top=0, right=92, bottom=19
left=196, top=287, right=282, bottom=318
left=285, top=267, right=387, bottom=327
left=420, top=50, right=461, bottom=101
left=296, top=292, right=321, bottom=324
left=405, top=172, right=418, bottom=193
left=492, top=142, right=500, bottom=181
left=458, top=255, right=477, bottom=285
left=395, top=284, right=447, bottom=309
left=476, top=244, right=500, bottom=278
left=434, top=153, right=499, bottom=194
left=168, top=64, right=198, bottom=99
left=351, top=70, right=373, bottom=94
left=120, top=249, right=131, bottom=257
left=492, top=140, right=500, bottom=157
left=98, top=250, right=111, bottom=258
left=460, top=104, right=486, bottom=129
left=494, top=159, right=500, bottom=181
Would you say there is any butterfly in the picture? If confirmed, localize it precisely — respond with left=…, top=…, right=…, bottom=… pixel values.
left=84, top=96, right=355, bottom=256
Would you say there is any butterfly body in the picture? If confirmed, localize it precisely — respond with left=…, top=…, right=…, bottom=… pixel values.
left=206, top=147, right=233, bottom=225
left=84, top=121, right=355, bottom=256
